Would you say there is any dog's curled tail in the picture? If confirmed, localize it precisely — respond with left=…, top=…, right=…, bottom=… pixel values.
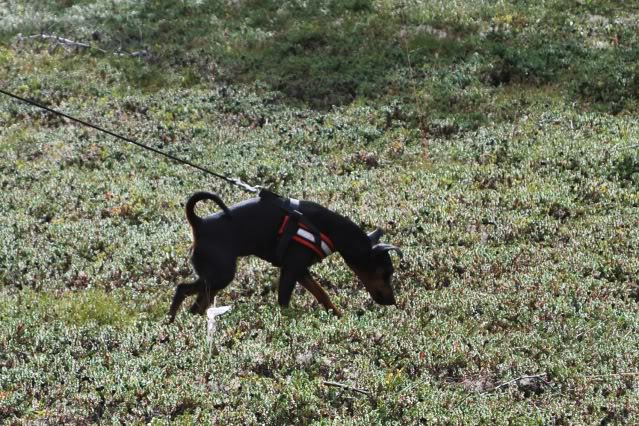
left=185, top=192, right=231, bottom=226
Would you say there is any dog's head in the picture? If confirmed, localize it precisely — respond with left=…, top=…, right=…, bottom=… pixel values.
left=350, top=228, right=402, bottom=305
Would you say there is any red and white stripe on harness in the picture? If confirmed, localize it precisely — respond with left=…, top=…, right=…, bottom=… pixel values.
left=278, top=215, right=335, bottom=259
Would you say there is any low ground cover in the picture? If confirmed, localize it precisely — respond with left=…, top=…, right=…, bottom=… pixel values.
left=1, top=0, right=638, bottom=423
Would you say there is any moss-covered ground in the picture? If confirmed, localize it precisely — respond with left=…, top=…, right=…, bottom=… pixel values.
left=1, top=0, right=639, bottom=423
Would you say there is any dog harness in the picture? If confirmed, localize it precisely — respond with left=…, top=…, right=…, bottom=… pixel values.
left=278, top=206, right=335, bottom=259
left=259, top=189, right=335, bottom=262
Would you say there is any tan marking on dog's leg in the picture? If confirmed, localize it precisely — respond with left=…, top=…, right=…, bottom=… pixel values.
left=299, top=276, right=342, bottom=317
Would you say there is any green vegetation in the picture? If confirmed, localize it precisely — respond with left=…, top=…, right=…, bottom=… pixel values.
left=1, top=0, right=639, bottom=423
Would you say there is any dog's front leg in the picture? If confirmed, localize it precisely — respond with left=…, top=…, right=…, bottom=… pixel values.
left=278, top=266, right=303, bottom=308
left=168, top=277, right=205, bottom=322
left=278, top=246, right=316, bottom=308
left=298, top=273, right=342, bottom=317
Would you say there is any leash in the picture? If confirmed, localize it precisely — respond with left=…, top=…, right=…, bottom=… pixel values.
left=2, top=88, right=343, bottom=263
left=0, top=88, right=259, bottom=194
left=1, top=88, right=336, bottom=259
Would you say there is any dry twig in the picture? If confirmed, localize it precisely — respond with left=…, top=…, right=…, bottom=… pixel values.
left=322, top=381, right=370, bottom=396
left=490, top=373, right=549, bottom=391
left=455, top=373, right=549, bottom=409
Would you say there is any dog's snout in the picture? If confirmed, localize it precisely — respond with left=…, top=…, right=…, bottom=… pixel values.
left=372, top=289, right=396, bottom=305
left=380, top=292, right=396, bottom=305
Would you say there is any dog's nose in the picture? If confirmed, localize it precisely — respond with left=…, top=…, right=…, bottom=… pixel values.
left=383, top=293, right=396, bottom=305
left=375, top=290, right=396, bottom=305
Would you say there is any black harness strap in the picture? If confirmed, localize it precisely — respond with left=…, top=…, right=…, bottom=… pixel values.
left=276, top=210, right=303, bottom=261
left=259, top=189, right=327, bottom=262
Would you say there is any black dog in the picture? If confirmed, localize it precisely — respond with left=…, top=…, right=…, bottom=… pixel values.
left=168, top=190, right=402, bottom=321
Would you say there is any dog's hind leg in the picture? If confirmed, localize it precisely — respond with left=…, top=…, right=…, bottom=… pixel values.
left=188, top=256, right=237, bottom=316
left=168, top=277, right=205, bottom=322
left=189, top=284, right=219, bottom=315
left=298, top=272, right=341, bottom=317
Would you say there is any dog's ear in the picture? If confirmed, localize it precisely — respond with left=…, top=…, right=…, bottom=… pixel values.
left=372, top=243, right=403, bottom=259
left=368, top=228, right=384, bottom=245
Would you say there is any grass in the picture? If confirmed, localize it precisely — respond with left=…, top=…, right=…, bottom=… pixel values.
left=1, top=0, right=639, bottom=424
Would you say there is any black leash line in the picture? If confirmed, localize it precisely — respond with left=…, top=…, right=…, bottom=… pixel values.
left=0, top=88, right=259, bottom=193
